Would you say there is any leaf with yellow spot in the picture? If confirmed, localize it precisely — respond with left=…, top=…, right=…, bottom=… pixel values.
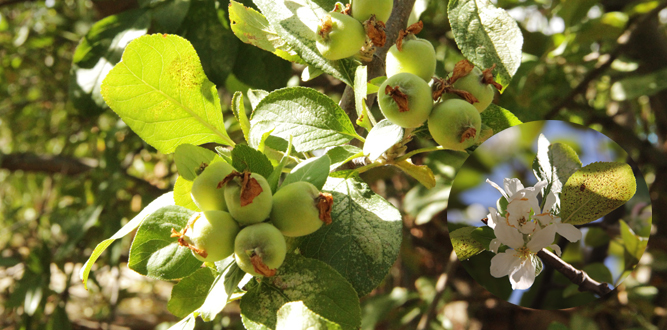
left=561, top=162, right=636, bottom=225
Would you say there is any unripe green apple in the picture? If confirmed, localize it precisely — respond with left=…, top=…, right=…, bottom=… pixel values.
left=234, top=223, right=286, bottom=277
left=182, top=211, right=240, bottom=262
left=428, top=99, right=482, bottom=151
left=386, top=36, right=436, bottom=82
left=224, top=172, right=272, bottom=226
left=378, top=72, right=433, bottom=128
left=190, top=161, right=235, bottom=211
left=351, top=0, right=393, bottom=23
left=452, top=67, right=495, bottom=112
left=316, top=12, right=366, bottom=60
left=271, top=182, right=332, bottom=237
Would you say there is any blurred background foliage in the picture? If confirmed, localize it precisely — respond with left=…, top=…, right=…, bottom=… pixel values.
left=0, top=0, right=666, bottom=329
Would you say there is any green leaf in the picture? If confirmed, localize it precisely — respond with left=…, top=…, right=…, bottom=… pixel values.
left=69, top=9, right=150, bottom=115
left=532, top=134, right=582, bottom=196
left=231, top=144, right=274, bottom=178
left=471, top=226, right=495, bottom=250
left=582, top=263, right=613, bottom=284
left=141, top=0, right=191, bottom=32
left=128, top=205, right=202, bottom=280
left=79, top=192, right=174, bottom=289
left=480, top=104, right=522, bottom=134
left=394, top=160, right=436, bottom=189
left=326, top=145, right=363, bottom=171
left=233, top=43, right=293, bottom=90
left=168, top=313, right=196, bottom=330
left=611, top=67, right=667, bottom=101
left=174, top=176, right=199, bottom=211
left=296, top=174, right=402, bottom=296
left=281, top=155, right=331, bottom=191
left=179, top=0, right=239, bottom=86
left=228, top=0, right=304, bottom=63
left=232, top=92, right=251, bottom=142
left=276, top=301, right=343, bottom=330
left=197, top=258, right=246, bottom=321
left=620, top=220, right=648, bottom=269
left=363, top=119, right=403, bottom=162
left=366, top=76, right=386, bottom=95
left=174, top=144, right=219, bottom=181
left=448, top=0, right=523, bottom=89
left=584, top=227, right=610, bottom=247
left=240, top=254, right=361, bottom=330
left=450, top=226, right=485, bottom=260
left=249, top=87, right=361, bottom=152
left=354, top=65, right=373, bottom=131
left=247, top=88, right=270, bottom=111
left=168, top=267, right=216, bottom=318
left=253, top=0, right=359, bottom=86
left=101, top=34, right=234, bottom=153
left=267, top=136, right=293, bottom=193
left=561, top=162, right=637, bottom=225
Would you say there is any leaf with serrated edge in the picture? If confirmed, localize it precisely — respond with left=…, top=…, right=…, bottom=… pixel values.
left=276, top=301, right=343, bottom=330
left=229, top=1, right=304, bottom=63
left=101, top=34, right=234, bottom=154
left=281, top=155, right=331, bottom=191
left=168, top=267, right=215, bottom=318
left=363, top=119, right=403, bottom=162
left=394, top=159, right=436, bottom=189
left=480, top=104, right=522, bottom=134
left=231, top=144, right=274, bottom=178
left=128, top=205, right=202, bottom=280
left=232, top=92, right=251, bottom=142
left=174, top=176, right=198, bottom=211
left=70, top=9, right=151, bottom=115
left=448, top=0, right=523, bottom=89
left=249, top=87, right=360, bottom=152
left=326, top=145, right=363, bottom=171
left=253, top=0, right=358, bottom=86
left=80, top=192, right=174, bottom=289
left=561, top=162, right=636, bottom=225
left=174, top=143, right=218, bottom=181
left=240, top=254, right=361, bottom=330
left=197, top=258, right=246, bottom=321
left=451, top=226, right=485, bottom=260
left=296, top=174, right=402, bottom=296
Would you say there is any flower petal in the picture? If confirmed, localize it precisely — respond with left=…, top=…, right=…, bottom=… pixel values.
left=549, top=244, right=562, bottom=257
left=510, top=259, right=536, bottom=290
left=490, top=251, right=520, bottom=278
left=518, top=221, right=536, bottom=234
left=543, top=191, right=558, bottom=212
left=486, top=179, right=509, bottom=200
left=504, top=178, right=524, bottom=197
left=557, top=223, right=583, bottom=243
left=487, top=207, right=501, bottom=229
left=489, top=239, right=501, bottom=253
left=526, top=224, right=557, bottom=252
left=494, top=221, right=524, bottom=249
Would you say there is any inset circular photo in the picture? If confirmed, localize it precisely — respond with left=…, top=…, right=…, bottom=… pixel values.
left=447, top=120, right=651, bottom=309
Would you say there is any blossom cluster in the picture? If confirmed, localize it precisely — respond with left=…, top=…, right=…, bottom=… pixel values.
left=485, top=178, right=583, bottom=290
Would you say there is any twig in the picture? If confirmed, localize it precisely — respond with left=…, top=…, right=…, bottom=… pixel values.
left=536, top=249, right=613, bottom=296
left=338, top=0, right=417, bottom=117
left=0, top=152, right=94, bottom=175
left=0, top=0, right=37, bottom=7
left=416, top=250, right=459, bottom=330
left=545, top=0, right=667, bottom=119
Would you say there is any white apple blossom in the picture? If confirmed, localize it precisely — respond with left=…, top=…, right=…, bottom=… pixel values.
left=533, top=190, right=582, bottom=243
left=489, top=221, right=559, bottom=290
left=486, top=178, right=547, bottom=234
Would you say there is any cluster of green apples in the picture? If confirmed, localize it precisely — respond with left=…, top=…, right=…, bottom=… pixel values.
left=377, top=22, right=500, bottom=151
left=175, top=161, right=333, bottom=277
left=315, top=0, right=393, bottom=60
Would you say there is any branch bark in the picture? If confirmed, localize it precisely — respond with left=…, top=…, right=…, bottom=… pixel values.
left=537, top=249, right=613, bottom=296
left=417, top=250, right=459, bottom=330
left=338, top=0, right=417, bottom=118
left=0, top=152, right=94, bottom=175
left=545, top=0, right=667, bottom=119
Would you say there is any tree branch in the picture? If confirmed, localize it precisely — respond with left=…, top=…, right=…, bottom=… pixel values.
left=338, top=0, right=417, bottom=118
left=537, top=249, right=613, bottom=296
left=0, top=152, right=94, bottom=175
left=545, top=0, right=667, bottom=119
left=417, top=250, right=459, bottom=330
